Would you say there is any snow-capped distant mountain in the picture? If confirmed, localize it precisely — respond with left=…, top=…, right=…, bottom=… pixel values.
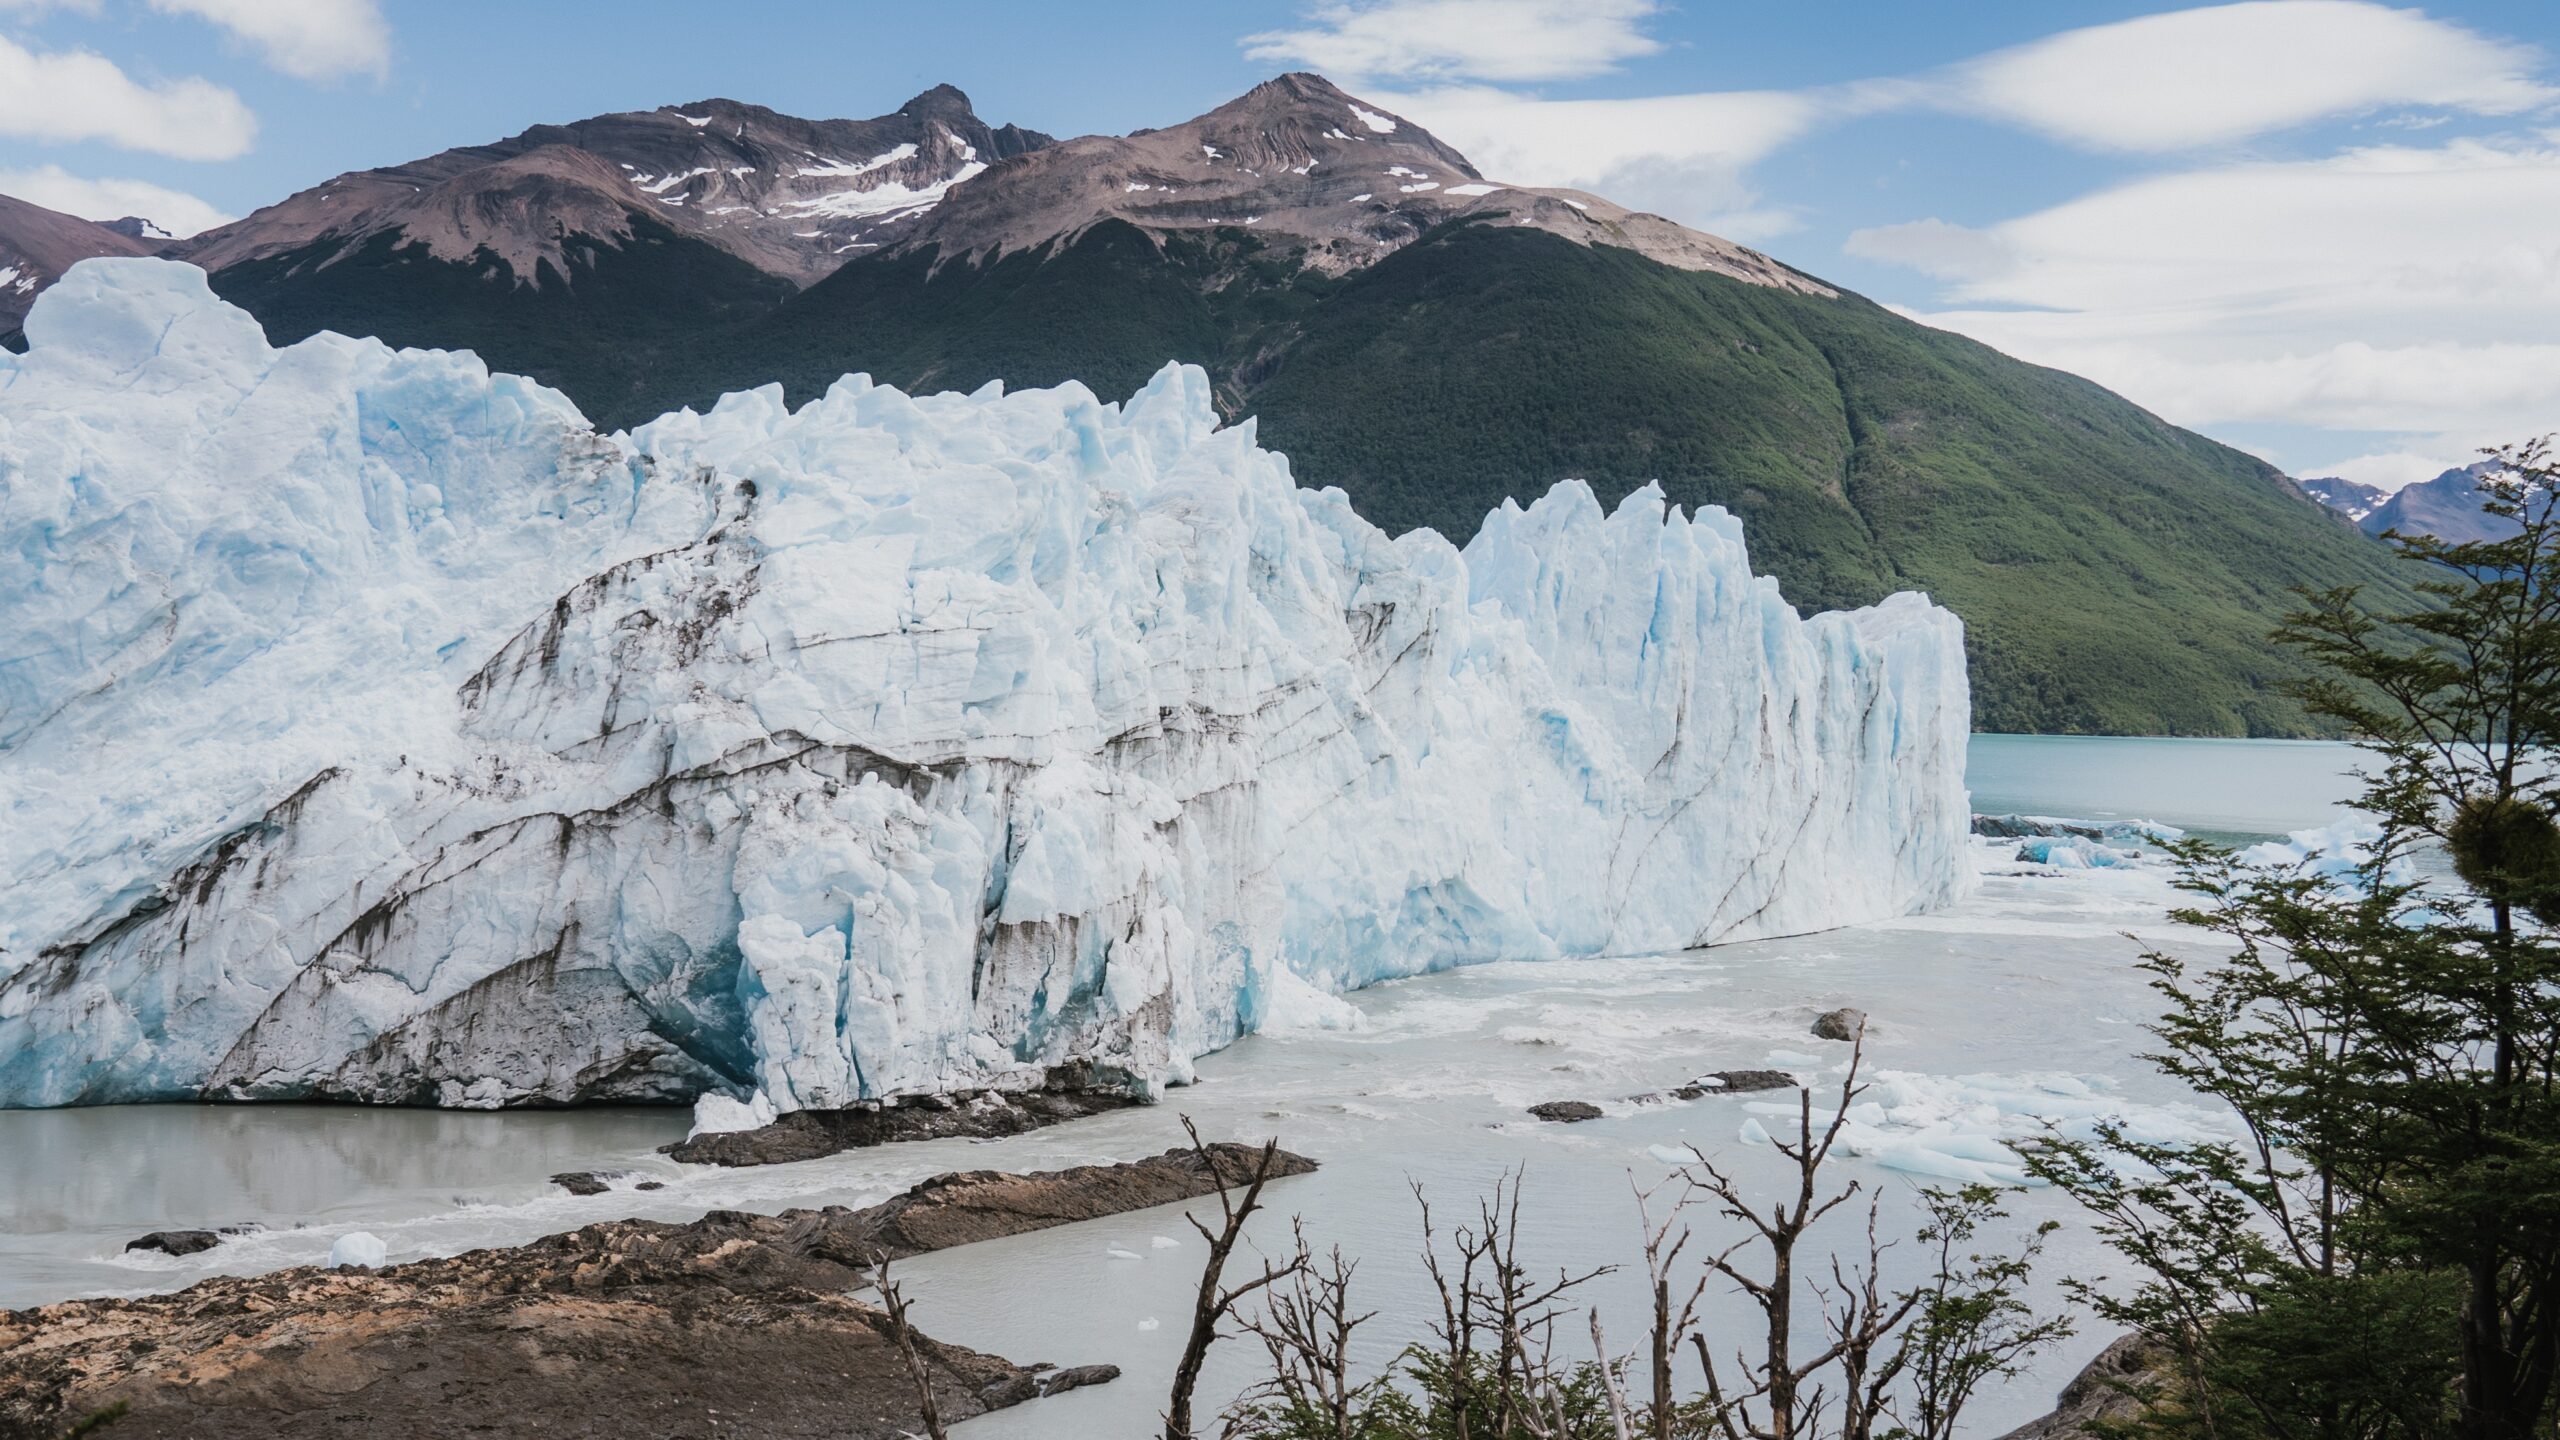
left=2297, top=475, right=2386, bottom=522
left=2359, top=461, right=2514, bottom=544
left=0, top=194, right=156, bottom=342
left=177, top=86, right=1051, bottom=289
left=2300, top=461, right=2512, bottom=544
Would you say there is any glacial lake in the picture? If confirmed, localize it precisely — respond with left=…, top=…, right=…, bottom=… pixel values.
left=0, top=734, right=2372, bottom=1434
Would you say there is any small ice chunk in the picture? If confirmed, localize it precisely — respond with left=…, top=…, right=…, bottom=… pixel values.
left=328, top=1231, right=388, bottom=1268
left=1739, top=1118, right=1772, bottom=1145
left=1648, top=1142, right=1703, bottom=1165
left=1138, top=1316, right=1161, bottom=1331
left=1150, top=1235, right=1181, bottom=1249
left=1108, top=1244, right=1143, bottom=1260
left=687, top=1090, right=776, bottom=1140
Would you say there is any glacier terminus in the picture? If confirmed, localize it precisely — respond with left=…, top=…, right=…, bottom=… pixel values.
left=0, top=259, right=1972, bottom=1116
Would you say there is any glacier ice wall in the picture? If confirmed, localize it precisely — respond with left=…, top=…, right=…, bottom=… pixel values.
left=0, top=259, right=1972, bottom=1111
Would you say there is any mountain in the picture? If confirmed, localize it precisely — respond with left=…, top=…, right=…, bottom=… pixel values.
left=2298, top=475, right=2387, bottom=523
left=0, top=194, right=157, bottom=345
left=171, top=87, right=1050, bottom=418
left=884, top=72, right=1815, bottom=289
left=2359, top=461, right=2513, bottom=544
left=0, top=261, right=1969, bottom=1106
left=142, top=73, right=2417, bottom=736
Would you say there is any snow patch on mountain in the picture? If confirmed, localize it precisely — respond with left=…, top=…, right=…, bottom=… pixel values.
left=0, top=259, right=1972, bottom=1111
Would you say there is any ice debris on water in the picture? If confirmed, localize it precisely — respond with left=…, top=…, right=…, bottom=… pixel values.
left=0, top=259, right=1974, bottom=1112
left=328, top=1232, right=388, bottom=1269
left=687, top=1091, right=778, bottom=1140
left=2241, top=818, right=2402, bottom=887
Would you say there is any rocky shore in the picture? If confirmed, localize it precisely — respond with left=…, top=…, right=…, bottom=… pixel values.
left=1, top=1143, right=1315, bottom=1440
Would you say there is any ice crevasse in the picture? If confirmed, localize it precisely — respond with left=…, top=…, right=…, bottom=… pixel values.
left=0, top=259, right=1973, bottom=1112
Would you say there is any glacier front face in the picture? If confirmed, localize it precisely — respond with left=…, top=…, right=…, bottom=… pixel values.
left=0, top=259, right=1972, bottom=1111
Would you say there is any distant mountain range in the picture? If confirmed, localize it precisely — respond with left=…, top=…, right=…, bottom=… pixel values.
left=0, top=74, right=2416, bottom=736
left=2299, top=461, right=2513, bottom=545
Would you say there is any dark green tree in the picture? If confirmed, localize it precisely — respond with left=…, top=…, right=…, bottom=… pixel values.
left=2031, top=440, right=2560, bottom=1440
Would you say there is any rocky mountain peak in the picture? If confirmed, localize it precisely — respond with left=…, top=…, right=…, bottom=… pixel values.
left=899, top=82, right=979, bottom=119
left=884, top=74, right=1825, bottom=292
left=175, top=87, right=1055, bottom=289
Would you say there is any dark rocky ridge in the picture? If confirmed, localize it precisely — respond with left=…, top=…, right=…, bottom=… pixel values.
left=666, top=1082, right=1140, bottom=1166
left=0, top=1143, right=1311, bottom=1440
left=886, top=72, right=1821, bottom=290
left=176, top=87, right=1053, bottom=290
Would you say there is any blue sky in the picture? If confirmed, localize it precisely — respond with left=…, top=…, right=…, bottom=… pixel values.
left=3, top=0, right=2556, bottom=487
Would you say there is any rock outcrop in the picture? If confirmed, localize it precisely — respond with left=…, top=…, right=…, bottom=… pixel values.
left=1528, top=1100, right=1604, bottom=1123
left=1995, top=1334, right=2175, bottom=1440
left=0, top=1143, right=1310, bottom=1440
left=1812, top=1008, right=1867, bottom=1042
left=667, top=1085, right=1138, bottom=1166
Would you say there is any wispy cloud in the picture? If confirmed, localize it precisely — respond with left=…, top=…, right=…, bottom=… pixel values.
left=0, top=33, right=256, bottom=160
left=1243, top=0, right=1662, bottom=85
left=1253, top=0, right=2559, bottom=240
left=149, top=0, right=390, bottom=82
left=1931, top=0, right=2553, bottom=152
left=0, top=163, right=230, bottom=236
left=1857, top=135, right=2560, bottom=454
left=1367, top=82, right=1854, bottom=240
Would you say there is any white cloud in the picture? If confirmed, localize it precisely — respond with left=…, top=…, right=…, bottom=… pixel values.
left=1296, top=2, right=2557, bottom=248
left=1377, top=83, right=1840, bottom=239
left=0, top=34, right=255, bottom=160
left=1938, top=1, right=2552, bottom=153
left=0, top=164, right=231, bottom=237
left=150, top=0, right=389, bottom=82
left=1841, top=217, right=2013, bottom=281
left=1857, top=136, right=2560, bottom=451
left=2318, top=450, right=2469, bottom=489
left=1244, top=0, right=1662, bottom=85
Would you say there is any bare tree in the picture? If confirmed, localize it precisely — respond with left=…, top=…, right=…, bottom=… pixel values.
left=1166, top=1116, right=1303, bottom=1440
left=871, top=1249, right=949, bottom=1440
left=1234, top=1220, right=1378, bottom=1440
left=1412, top=1171, right=1614, bottom=1438
left=1218, top=1022, right=2066, bottom=1440
left=1632, top=1178, right=1713, bottom=1440
left=1681, top=1029, right=1918, bottom=1440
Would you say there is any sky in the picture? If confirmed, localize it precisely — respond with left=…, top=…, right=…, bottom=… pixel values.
left=2, top=0, right=2556, bottom=489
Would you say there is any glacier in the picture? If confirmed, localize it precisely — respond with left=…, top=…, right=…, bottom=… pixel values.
left=0, top=259, right=1972, bottom=1112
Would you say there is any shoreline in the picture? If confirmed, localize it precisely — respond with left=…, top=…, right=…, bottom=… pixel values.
left=0, top=1144, right=1316, bottom=1439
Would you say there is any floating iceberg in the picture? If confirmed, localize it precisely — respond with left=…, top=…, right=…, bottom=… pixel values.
left=0, top=259, right=1973, bottom=1111
left=2239, top=817, right=2394, bottom=885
